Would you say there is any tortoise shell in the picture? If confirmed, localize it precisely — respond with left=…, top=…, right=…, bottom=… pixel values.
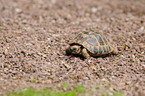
left=69, top=31, right=114, bottom=56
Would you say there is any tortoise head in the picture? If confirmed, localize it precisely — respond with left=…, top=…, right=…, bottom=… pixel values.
left=70, top=45, right=81, bottom=54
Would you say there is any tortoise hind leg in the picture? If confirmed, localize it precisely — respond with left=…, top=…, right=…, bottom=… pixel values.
left=82, top=48, right=90, bottom=59
left=112, top=45, right=118, bottom=54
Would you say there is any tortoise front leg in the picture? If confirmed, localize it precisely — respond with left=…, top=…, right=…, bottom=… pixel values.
left=82, top=48, right=90, bottom=59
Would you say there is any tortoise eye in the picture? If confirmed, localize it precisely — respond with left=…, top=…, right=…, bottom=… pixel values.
left=71, top=48, right=77, bottom=51
left=74, top=48, right=77, bottom=50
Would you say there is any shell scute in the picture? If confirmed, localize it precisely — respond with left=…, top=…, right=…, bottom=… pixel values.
left=103, top=46, right=107, bottom=54
left=94, top=46, right=99, bottom=54
left=84, top=42, right=89, bottom=48
left=101, top=35, right=108, bottom=45
left=86, top=36, right=98, bottom=46
left=95, top=35, right=105, bottom=45
left=99, top=46, right=103, bottom=54
left=108, top=46, right=111, bottom=51
left=88, top=45, right=94, bottom=52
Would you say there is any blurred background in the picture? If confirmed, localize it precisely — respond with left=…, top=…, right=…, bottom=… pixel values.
left=0, top=0, right=145, bottom=96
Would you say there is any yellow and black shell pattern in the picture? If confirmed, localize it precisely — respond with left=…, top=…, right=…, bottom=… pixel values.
left=69, top=31, right=114, bottom=56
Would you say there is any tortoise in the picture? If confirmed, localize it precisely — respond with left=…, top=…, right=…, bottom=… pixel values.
left=66, top=31, right=118, bottom=58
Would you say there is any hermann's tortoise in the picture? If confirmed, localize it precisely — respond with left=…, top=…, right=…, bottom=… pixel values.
left=66, top=31, right=118, bottom=58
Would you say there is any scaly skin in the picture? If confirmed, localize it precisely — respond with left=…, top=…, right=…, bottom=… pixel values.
left=81, top=48, right=90, bottom=59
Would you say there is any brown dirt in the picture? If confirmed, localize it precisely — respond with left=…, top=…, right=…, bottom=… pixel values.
left=0, top=0, right=145, bottom=96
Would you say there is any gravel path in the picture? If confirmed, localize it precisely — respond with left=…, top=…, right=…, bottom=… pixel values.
left=0, top=0, right=145, bottom=96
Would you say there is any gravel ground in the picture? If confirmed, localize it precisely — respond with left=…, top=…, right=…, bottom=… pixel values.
left=0, top=0, right=145, bottom=96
